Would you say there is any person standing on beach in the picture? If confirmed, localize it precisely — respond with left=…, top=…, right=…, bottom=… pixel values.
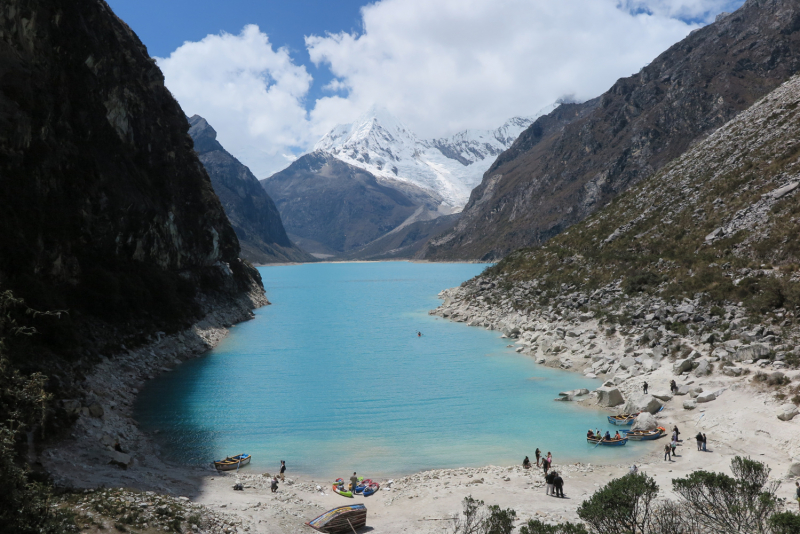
left=664, top=443, right=671, bottom=461
left=542, top=456, right=550, bottom=475
left=535, top=448, right=541, bottom=467
left=695, top=432, right=703, bottom=451
left=702, top=433, right=707, bottom=451
left=643, top=381, right=648, bottom=394
left=670, top=380, right=678, bottom=394
left=546, top=452, right=552, bottom=467
left=280, top=460, right=286, bottom=481
left=554, top=472, right=564, bottom=498
left=545, top=470, right=555, bottom=495
left=350, top=472, right=359, bottom=492
left=673, top=426, right=681, bottom=441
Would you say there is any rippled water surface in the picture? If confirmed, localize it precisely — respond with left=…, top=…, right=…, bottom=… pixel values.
left=135, top=262, right=636, bottom=477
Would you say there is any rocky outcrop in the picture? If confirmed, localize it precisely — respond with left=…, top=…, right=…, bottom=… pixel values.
left=0, top=1, right=264, bottom=374
left=422, top=0, right=800, bottom=260
left=262, top=151, right=450, bottom=257
left=188, top=116, right=313, bottom=264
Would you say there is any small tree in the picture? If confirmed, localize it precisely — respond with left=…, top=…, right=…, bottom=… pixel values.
left=519, top=519, right=589, bottom=534
left=768, top=511, right=800, bottom=534
left=451, top=496, right=517, bottom=534
left=577, top=473, right=659, bottom=534
left=671, top=456, right=780, bottom=534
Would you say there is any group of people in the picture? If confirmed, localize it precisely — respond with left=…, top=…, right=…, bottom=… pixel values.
left=695, top=432, right=708, bottom=451
left=587, top=429, right=622, bottom=441
left=270, top=460, right=287, bottom=493
left=522, top=451, right=565, bottom=497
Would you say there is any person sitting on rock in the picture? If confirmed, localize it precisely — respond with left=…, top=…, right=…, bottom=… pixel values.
left=271, top=477, right=279, bottom=493
left=523, top=456, right=531, bottom=469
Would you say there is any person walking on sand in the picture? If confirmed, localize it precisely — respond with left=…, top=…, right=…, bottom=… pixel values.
left=545, top=470, right=556, bottom=496
left=643, top=381, right=648, bottom=394
left=280, top=460, right=286, bottom=481
left=673, top=425, right=681, bottom=442
left=702, top=433, right=707, bottom=452
left=664, top=443, right=671, bottom=461
left=554, top=472, right=564, bottom=498
left=696, top=432, right=703, bottom=451
left=671, top=437, right=678, bottom=457
left=796, top=481, right=800, bottom=511
left=350, top=472, right=359, bottom=492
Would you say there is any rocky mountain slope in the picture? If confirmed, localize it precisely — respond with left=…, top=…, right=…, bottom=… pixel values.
left=188, top=115, right=313, bottom=264
left=0, top=0, right=264, bottom=365
left=434, top=72, right=800, bottom=404
left=261, top=151, right=452, bottom=257
left=422, top=0, right=800, bottom=260
left=315, top=107, right=546, bottom=209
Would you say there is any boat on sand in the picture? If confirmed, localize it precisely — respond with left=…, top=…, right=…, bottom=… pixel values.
left=333, top=479, right=353, bottom=498
left=625, top=426, right=666, bottom=441
left=212, top=453, right=250, bottom=471
left=306, top=504, right=367, bottom=532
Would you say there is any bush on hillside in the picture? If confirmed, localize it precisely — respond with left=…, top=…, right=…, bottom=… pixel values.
left=577, top=473, right=659, bottom=534
left=450, top=496, right=516, bottom=534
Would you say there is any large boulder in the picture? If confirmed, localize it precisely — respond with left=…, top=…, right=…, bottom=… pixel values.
left=734, top=344, right=771, bottom=362
left=677, top=384, right=702, bottom=396
left=722, top=365, right=743, bottom=377
left=596, top=386, right=625, bottom=407
left=789, top=458, right=800, bottom=476
left=683, top=399, right=697, bottom=410
left=619, top=356, right=637, bottom=370
left=696, top=391, right=717, bottom=403
left=88, top=403, right=104, bottom=418
left=694, top=359, right=711, bottom=377
left=109, top=451, right=133, bottom=469
left=642, top=358, right=659, bottom=372
left=777, top=404, right=799, bottom=421
left=622, top=394, right=663, bottom=414
left=631, top=412, right=658, bottom=431
left=673, top=358, right=693, bottom=375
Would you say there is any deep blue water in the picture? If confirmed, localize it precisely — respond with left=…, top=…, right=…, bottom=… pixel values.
left=134, top=262, right=632, bottom=478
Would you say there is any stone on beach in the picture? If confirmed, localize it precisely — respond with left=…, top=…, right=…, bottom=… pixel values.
left=631, top=412, right=658, bottom=431
left=696, top=391, right=717, bottom=403
left=622, top=394, right=663, bottom=414
left=777, top=404, right=799, bottom=421
left=651, top=392, right=673, bottom=402
left=683, top=399, right=697, bottom=410
left=596, top=386, right=624, bottom=407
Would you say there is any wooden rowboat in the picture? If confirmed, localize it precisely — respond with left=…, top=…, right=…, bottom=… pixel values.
left=306, top=504, right=367, bottom=533
left=213, top=453, right=250, bottom=471
left=587, top=436, right=628, bottom=446
left=607, top=413, right=640, bottom=425
left=625, top=426, right=666, bottom=441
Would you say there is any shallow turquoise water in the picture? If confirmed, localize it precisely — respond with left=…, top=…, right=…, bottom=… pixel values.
left=134, top=262, right=635, bottom=477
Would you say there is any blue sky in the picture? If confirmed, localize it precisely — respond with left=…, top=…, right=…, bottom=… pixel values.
left=107, top=0, right=369, bottom=107
left=106, top=0, right=745, bottom=178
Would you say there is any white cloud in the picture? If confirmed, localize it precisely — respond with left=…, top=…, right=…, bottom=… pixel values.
left=156, top=25, right=313, bottom=177
left=157, top=1, right=741, bottom=177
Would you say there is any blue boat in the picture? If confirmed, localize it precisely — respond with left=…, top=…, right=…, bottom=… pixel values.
left=587, top=436, right=628, bottom=446
left=607, top=413, right=639, bottom=425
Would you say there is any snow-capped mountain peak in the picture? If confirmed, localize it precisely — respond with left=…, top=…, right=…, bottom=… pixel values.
left=314, top=106, right=553, bottom=208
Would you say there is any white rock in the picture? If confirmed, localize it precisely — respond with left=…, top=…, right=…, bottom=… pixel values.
left=596, top=386, right=624, bottom=407
left=631, top=412, right=658, bottom=431
left=651, top=392, right=673, bottom=402
left=622, top=394, right=663, bottom=414
left=696, top=391, right=717, bottom=403
left=777, top=404, right=799, bottom=421
left=683, top=399, right=697, bottom=410
left=722, top=365, right=743, bottom=377
left=788, top=458, right=800, bottom=476
left=694, top=359, right=711, bottom=377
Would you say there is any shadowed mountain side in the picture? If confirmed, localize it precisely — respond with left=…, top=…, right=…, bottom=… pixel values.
left=421, top=0, right=800, bottom=261
left=341, top=214, right=460, bottom=261
left=0, top=0, right=264, bottom=362
left=261, top=151, right=446, bottom=257
left=187, top=115, right=314, bottom=264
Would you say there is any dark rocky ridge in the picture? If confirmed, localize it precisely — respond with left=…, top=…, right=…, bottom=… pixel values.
left=0, top=0, right=264, bottom=367
left=187, top=115, right=314, bottom=264
left=421, top=0, right=800, bottom=260
left=262, top=151, right=448, bottom=257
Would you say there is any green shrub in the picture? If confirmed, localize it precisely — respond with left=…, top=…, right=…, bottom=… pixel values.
left=518, top=520, right=589, bottom=534
left=577, top=473, right=659, bottom=534
left=768, top=511, right=800, bottom=534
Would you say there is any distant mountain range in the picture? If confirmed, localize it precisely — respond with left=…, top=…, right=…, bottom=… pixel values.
left=262, top=109, right=545, bottom=259
left=188, top=116, right=313, bottom=264
left=314, top=107, right=551, bottom=209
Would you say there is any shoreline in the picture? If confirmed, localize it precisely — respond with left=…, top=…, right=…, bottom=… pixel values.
left=42, top=273, right=800, bottom=533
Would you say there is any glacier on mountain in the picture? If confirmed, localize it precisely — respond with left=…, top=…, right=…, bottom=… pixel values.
left=314, top=106, right=553, bottom=208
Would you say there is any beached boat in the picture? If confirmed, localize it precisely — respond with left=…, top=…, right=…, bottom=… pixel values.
left=607, top=413, right=640, bottom=425
left=625, top=426, right=666, bottom=441
left=333, top=479, right=353, bottom=498
left=363, top=482, right=380, bottom=497
left=587, top=436, right=628, bottom=446
left=306, top=504, right=367, bottom=533
left=212, top=453, right=250, bottom=471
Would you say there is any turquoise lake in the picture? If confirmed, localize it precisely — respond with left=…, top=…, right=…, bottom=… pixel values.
left=134, top=262, right=635, bottom=478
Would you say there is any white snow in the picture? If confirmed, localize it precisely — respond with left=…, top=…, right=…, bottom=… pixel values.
left=314, top=105, right=556, bottom=208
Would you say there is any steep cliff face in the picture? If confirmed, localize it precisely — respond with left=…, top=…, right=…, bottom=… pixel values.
left=422, top=0, right=800, bottom=260
left=187, top=115, right=313, bottom=264
left=0, top=0, right=264, bottom=360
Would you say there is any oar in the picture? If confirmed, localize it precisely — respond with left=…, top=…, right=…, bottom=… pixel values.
left=695, top=413, right=705, bottom=426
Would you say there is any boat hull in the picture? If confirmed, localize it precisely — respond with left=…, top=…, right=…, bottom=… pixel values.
left=587, top=437, right=628, bottom=446
left=213, top=454, right=251, bottom=471
left=626, top=426, right=666, bottom=441
left=306, top=504, right=367, bottom=533
left=607, top=413, right=639, bottom=425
